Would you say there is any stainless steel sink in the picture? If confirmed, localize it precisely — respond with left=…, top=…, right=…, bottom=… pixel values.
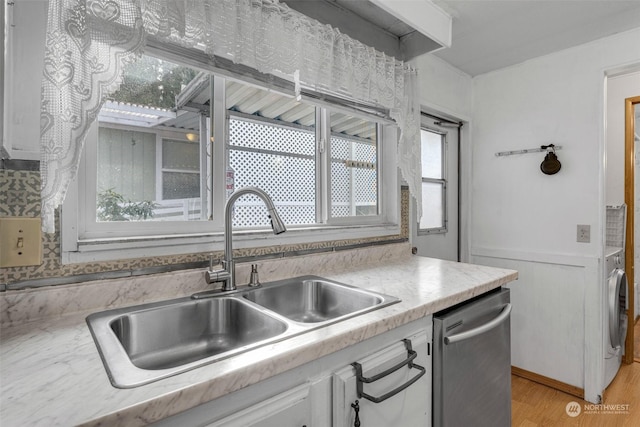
left=87, top=297, right=289, bottom=388
left=87, top=276, right=399, bottom=388
left=244, top=277, right=389, bottom=323
left=110, top=297, right=288, bottom=370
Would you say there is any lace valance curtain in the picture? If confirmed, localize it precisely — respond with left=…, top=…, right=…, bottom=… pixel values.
left=40, top=0, right=422, bottom=233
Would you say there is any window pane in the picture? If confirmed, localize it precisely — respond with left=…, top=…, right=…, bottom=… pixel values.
left=163, top=139, right=199, bottom=170
left=162, top=172, right=200, bottom=200
left=420, top=182, right=444, bottom=229
left=228, top=117, right=316, bottom=227
left=330, top=112, right=378, bottom=218
left=96, top=55, right=205, bottom=222
left=421, top=129, right=443, bottom=179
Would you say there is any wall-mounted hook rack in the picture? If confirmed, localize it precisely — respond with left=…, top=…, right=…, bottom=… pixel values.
left=495, top=145, right=562, bottom=157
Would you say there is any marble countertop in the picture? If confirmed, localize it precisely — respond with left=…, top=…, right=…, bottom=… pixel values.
left=0, top=246, right=517, bottom=426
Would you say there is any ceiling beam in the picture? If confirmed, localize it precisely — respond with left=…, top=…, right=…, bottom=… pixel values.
left=282, top=0, right=447, bottom=60
left=370, top=0, right=451, bottom=48
left=283, top=0, right=401, bottom=58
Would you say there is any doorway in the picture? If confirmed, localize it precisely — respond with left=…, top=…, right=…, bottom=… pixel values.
left=626, top=95, right=640, bottom=364
left=411, top=113, right=461, bottom=261
left=606, top=70, right=639, bottom=367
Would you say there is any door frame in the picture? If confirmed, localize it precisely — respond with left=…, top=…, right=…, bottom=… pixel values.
left=412, top=112, right=462, bottom=262
left=624, top=95, right=639, bottom=364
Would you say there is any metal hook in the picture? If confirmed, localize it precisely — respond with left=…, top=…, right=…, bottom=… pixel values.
left=541, top=144, right=556, bottom=153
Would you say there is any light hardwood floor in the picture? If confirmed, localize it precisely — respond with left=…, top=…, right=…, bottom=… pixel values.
left=512, top=361, right=640, bottom=426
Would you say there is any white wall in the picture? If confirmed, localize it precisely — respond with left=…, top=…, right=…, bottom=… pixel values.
left=4, top=0, right=47, bottom=160
left=412, top=53, right=473, bottom=120
left=1, top=2, right=5, bottom=157
left=469, top=27, right=640, bottom=403
left=606, top=71, right=640, bottom=205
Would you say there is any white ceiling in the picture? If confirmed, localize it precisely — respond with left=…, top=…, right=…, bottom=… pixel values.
left=431, top=0, right=640, bottom=76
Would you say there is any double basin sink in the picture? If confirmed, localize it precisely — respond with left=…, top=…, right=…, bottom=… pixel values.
left=87, top=276, right=399, bottom=388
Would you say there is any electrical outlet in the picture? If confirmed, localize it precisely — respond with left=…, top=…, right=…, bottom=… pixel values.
left=0, top=218, right=42, bottom=267
left=577, top=224, right=591, bottom=243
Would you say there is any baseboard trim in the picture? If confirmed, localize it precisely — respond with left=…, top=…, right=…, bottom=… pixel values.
left=511, top=366, right=584, bottom=399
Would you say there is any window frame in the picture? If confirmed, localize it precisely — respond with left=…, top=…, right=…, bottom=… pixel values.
left=327, top=118, right=382, bottom=222
left=418, top=126, right=448, bottom=235
left=324, top=108, right=385, bottom=227
left=61, top=51, right=400, bottom=264
left=78, top=122, right=215, bottom=238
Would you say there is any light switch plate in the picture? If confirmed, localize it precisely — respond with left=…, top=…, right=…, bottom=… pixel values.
left=0, top=217, right=42, bottom=267
left=577, top=224, right=591, bottom=243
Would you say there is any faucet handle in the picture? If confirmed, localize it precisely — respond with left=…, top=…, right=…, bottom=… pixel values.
left=248, top=264, right=261, bottom=287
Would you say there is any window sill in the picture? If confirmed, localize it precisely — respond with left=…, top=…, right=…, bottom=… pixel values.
left=62, top=223, right=402, bottom=264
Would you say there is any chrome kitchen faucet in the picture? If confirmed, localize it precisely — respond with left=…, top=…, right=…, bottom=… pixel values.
left=206, top=187, right=286, bottom=291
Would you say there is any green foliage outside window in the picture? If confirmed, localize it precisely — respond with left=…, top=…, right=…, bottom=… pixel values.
left=97, top=188, right=157, bottom=222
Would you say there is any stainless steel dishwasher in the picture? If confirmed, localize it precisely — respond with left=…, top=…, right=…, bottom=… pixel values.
left=433, top=287, right=511, bottom=427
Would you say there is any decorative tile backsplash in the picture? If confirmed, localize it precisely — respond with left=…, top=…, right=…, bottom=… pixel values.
left=0, top=168, right=409, bottom=288
left=0, top=170, right=41, bottom=217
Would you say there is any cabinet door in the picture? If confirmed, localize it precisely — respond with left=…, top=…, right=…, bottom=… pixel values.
left=206, top=383, right=311, bottom=427
left=333, top=330, right=432, bottom=427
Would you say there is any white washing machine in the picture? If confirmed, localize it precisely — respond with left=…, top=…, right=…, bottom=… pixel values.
left=604, top=247, right=628, bottom=388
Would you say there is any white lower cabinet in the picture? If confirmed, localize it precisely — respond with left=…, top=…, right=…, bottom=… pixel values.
left=207, top=383, right=313, bottom=427
left=153, top=317, right=431, bottom=426
left=153, top=376, right=331, bottom=427
left=332, top=330, right=431, bottom=427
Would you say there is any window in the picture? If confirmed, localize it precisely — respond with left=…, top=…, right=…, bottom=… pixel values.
left=64, top=54, right=398, bottom=261
left=330, top=112, right=378, bottom=218
left=419, top=128, right=447, bottom=233
left=93, top=56, right=206, bottom=225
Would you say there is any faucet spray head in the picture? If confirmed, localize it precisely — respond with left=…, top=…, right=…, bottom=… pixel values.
left=268, top=209, right=287, bottom=235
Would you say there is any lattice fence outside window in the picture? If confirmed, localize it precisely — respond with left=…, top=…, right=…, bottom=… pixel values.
left=331, top=136, right=378, bottom=218
left=229, top=117, right=316, bottom=227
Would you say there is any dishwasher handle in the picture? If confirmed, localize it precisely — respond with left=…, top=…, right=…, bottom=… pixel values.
left=352, top=339, right=426, bottom=404
left=444, top=303, right=511, bottom=345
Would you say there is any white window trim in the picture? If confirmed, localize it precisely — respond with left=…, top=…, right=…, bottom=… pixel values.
left=61, top=63, right=401, bottom=264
